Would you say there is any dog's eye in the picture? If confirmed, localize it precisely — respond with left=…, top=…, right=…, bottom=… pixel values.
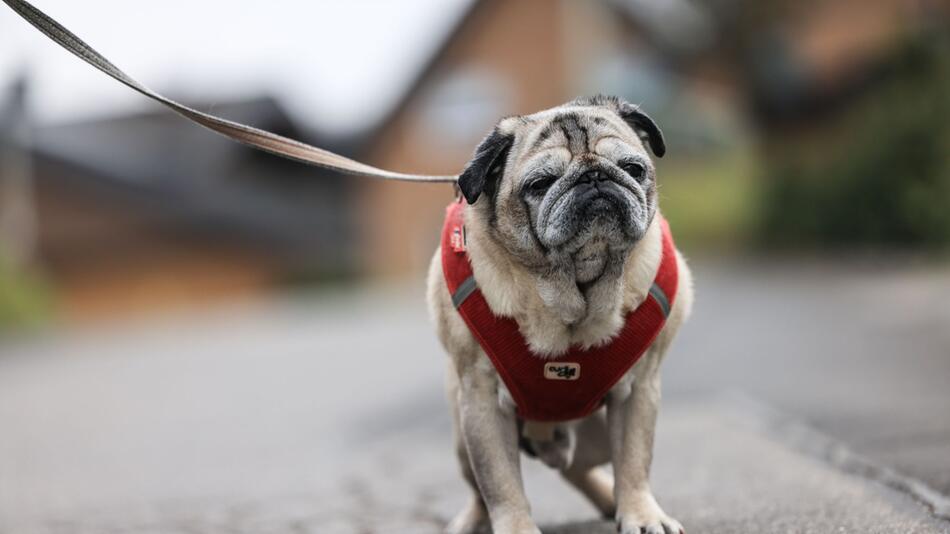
left=525, top=175, right=557, bottom=195
left=620, top=161, right=646, bottom=182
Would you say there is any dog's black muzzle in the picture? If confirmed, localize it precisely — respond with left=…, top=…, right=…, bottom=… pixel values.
left=572, top=170, right=628, bottom=220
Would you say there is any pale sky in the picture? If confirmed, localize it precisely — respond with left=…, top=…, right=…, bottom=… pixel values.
left=0, top=0, right=473, bottom=135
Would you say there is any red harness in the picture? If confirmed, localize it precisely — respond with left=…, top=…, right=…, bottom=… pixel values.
left=441, top=200, right=678, bottom=422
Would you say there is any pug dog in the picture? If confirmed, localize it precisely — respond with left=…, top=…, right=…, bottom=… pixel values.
left=427, top=95, right=693, bottom=534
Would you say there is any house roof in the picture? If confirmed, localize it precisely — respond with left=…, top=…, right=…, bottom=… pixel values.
left=31, top=96, right=359, bottom=260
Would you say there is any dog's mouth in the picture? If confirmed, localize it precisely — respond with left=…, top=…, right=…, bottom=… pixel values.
left=574, top=182, right=624, bottom=220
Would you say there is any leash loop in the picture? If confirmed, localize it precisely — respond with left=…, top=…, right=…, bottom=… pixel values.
left=2, top=0, right=458, bottom=183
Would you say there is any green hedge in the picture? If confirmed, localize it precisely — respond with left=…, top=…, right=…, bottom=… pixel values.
left=0, top=255, right=51, bottom=329
left=759, top=35, right=950, bottom=249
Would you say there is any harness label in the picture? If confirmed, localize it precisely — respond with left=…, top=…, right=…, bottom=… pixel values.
left=450, top=225, right=466, bottom=252
left=544, top=363, right=580, bottom=381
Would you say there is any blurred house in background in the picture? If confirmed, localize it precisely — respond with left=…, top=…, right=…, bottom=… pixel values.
left=2, top=85, right=357, bottom=319
left=1, top=0, right=948, bottom=323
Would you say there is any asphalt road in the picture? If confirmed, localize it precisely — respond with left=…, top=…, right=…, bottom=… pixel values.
left=664, top=257, right=950, bottom=496
left=0, top=257, right=948, bottom=533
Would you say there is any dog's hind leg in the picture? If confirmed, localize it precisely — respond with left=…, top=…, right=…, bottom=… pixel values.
left=562, top=465, right=615, bottom=518
left=445, top=365, right=490, bottom=534
left=446, top=438, right=490, bottom=534
left=560, top=410, right=615, bottom=518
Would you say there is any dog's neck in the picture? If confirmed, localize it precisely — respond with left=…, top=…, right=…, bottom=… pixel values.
left=466, top=210, right=663, bottom=357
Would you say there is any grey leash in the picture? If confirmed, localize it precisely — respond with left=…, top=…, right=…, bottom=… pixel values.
left=3, top=0, right=458, bottom=183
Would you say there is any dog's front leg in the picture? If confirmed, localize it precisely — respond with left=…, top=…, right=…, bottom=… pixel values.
left=458, top=369, right=539, bottom=534
left=607, top=366, right=683, bottom=534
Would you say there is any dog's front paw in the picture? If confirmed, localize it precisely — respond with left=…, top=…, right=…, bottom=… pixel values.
left=617, top=491, right=683, bottom=534
left=491, top=515, right=542, bottom=534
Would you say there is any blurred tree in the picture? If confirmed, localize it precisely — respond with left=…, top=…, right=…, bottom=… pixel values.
left=760, top=32, right=950, bottom=248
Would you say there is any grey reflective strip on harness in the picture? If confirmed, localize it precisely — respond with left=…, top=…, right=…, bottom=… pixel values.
left=648, top=283, right=671, bottom=317
left=452, top=276, right=478, bottom=309
left=2, top=0, right=457, bottom=184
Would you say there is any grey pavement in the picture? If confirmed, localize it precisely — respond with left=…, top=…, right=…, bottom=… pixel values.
left=0, top=258, right=949, bottom=533
left=664, top=258, right=950, bottom=496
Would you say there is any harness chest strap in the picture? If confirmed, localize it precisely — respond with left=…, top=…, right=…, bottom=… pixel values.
left=441, top=201, right=678, bottom=422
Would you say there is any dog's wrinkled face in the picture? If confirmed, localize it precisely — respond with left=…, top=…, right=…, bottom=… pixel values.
left=459, top=96, right=665, bottom=285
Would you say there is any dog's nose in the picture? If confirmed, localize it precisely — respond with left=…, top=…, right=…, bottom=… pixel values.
left=579, top=169, right=603, bottom=184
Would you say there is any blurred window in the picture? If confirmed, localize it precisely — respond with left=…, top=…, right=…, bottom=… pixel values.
left=586, top=52, right=673, bottom=109
left=419, top=65, right=512, bottom=149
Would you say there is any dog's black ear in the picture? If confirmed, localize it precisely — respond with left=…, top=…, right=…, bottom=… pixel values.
left=617, top=102, right=666, bottom=158
left=458, top=128, right=514, bottom=204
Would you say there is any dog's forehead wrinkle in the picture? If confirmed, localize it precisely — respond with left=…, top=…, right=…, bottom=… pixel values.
left=551, top=112, right=584, bottom=154
left=522, top=115, right=636, bottom=167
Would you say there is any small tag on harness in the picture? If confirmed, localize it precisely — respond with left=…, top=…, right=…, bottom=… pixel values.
left=450, top=224, right=466, bottom=252
left=544, top=363, right=580, bottom=380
